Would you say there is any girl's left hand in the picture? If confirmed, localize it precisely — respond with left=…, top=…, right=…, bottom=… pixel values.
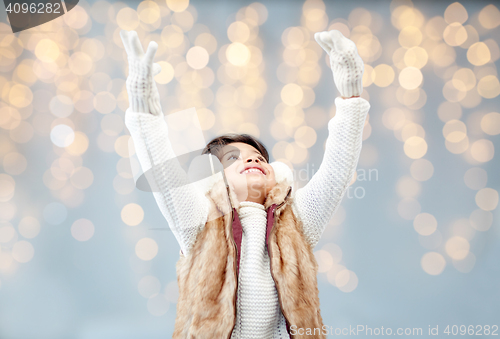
left=314, top=30, right=364, bottom=99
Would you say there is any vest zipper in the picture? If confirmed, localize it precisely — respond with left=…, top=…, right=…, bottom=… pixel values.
left=228, top=207, right=238, bottom=339
left=268, top=186, right=293, bottom=336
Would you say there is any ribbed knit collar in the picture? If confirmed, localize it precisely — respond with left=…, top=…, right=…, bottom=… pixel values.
left=238, top=201, right=266, bottom=230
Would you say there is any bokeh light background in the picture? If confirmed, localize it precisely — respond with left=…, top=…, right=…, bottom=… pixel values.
left=0, top=0, right=499, bottom=338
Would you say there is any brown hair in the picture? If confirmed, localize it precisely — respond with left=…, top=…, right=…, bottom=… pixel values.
left=202, top=133, right=270, bottom=162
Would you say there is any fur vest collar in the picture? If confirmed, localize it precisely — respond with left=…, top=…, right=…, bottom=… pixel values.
left=173, top=162, right=325, bottom=338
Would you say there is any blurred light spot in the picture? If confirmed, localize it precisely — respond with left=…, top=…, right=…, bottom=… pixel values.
left=314, top=250, right=333, bottom=273
left=464, top=167, right=487, bottom=190
left=421, top=252, right=446, bottom=275
left=477, top=75, right=500, bottom=98
left=444, top=2, right=468, bottom=24
left=34, top=39, right=59, bottom=63
left=335, top=269, right=358, bottom=293
left=281, top=83, right=303, bottom=106
left=445, top=236, right=469, bottom=260
left=398, top=26, right=422, bottom=47
left=115, top=135, right=132, bottom=158
left=443, top=80, right=466, bottom=102
left=326, top=263, right=346, bottom=286
left=66, top=131, right=89, bottom=156
left=18, top=216, right=40, bottom=239
left=0, top=174, right=15, bottom=202
left=475, top=188, right=498, bottom=211
left=425, top=16, right=447, bottom=41
left=138, top=275, right=161, bottom=298
left=470, top=139, right=494, bottom=162
left=135, top=237, right=158, bottom=261
left=63, top=4, right=88, bottom=29
left=443, top=119, right=466, bottom=143
left=404, top=46, right=428, bottom=69
left=467, top=42, right=491, bottom=66
left=186, top=46, right=209, bottom=70
left=195, top=33, right=217, bottom=56
left=404, top=136, right=427, bottom=159
left=71, top=218, right=94, bottom=241
left=138, top=1, right=161, bottom=24
left=480, top=112, right=500, bottom=135
left=12, top=240, right=34, bottom=263
left=399, top=67, right=423, bottom=90
left=413, top=212, right=437, bottom=236
left=69, top=52, right=93, bottom=76
left=50, top=124, right=75, bottom=147
left=443, top=23, right=467, bottom=46
left=478, top=4, right=500, bottom=29
left=382, top=107, right=406, bottom=130
left=161, top=25, right=185, bottom=48
left=228, top=21, right=250, bottom=43
left=226, top=42, right=250, bottom=66
left=469, top=208, right=493, bottom=231
left=155, top=61, right=175, bottom=84
left=452, top=68, right=476, bottom=91
left=391, top=6, right=425, bottom=30
left=410, top=158, right=434, bottom=181
left=9, top=84, right=33, bottom=108
left=121, top=203, right=144, bottom=226
left=171, top=10, right=193, bottom=32
left=166, top=0, right=189, bottom=12
left=373, top=64, right=395, bottom=87
left=117, top=8, right=139, bottom=30
left=294, top=126, right=316, bottom=148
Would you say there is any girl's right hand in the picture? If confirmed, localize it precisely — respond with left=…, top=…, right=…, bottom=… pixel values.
left=120, top=30, right=163, bottom=116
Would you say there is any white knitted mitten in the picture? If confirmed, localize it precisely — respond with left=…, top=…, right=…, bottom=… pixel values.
left=315, top=30, right=364, bottom=98
left=120, top=30, right=163, bottom=116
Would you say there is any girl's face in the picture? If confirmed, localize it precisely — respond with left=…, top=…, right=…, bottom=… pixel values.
left=219, top=142, right=276, bottom=205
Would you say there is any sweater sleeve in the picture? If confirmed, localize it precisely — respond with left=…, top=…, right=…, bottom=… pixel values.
left=125, top=109, right=210, bottom=256
left=292, top=96, right=370, bottom=248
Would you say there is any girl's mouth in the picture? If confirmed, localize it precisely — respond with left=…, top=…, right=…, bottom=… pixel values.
left=241, top=167, right=265, bottom=175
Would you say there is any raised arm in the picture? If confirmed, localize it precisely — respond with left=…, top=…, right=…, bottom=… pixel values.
left=120, top=30, right=209, bottom=256
left=292, top=30, right=370, bottom=248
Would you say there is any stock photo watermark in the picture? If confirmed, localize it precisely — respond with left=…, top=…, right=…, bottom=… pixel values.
left=290, top=324, right=499, bottom=336
left=4, top=0, right=79, bottom=33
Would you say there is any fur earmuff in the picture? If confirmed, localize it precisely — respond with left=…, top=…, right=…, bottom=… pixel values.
left=270, top=161, right=293, bottom=186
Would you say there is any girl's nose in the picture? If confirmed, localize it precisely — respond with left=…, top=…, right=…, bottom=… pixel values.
left=245, top=156, right=260, bottom=163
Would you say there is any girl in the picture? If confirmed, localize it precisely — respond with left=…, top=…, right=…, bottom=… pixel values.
left=121, top=29, right=370, bottom=339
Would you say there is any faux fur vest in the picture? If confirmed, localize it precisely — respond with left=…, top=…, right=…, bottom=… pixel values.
left=172, top=177, right=326, bottom=339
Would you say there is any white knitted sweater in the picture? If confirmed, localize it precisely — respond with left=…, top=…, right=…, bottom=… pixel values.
left=125, top=97, right=370, bottom=338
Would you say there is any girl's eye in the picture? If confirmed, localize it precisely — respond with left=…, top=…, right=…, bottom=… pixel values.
left=228, top=154, right=239, bottom=160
